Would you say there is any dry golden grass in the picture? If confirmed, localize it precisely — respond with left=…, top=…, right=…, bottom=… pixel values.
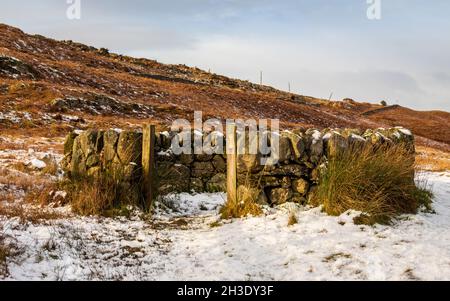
left=0, top=231, right=23, bottom=278
left=0, top=236, right=10, bottom=277
left=0, top=122, right=74, bottom=139
left=0, top=168, right=38, bottom=191
left=220, top=197, right=262, bottom=219
left=0, top=139, right=26, bottom=150
left=220, top=183, right=263, bottom=219
left=287, top=212, right=298, bottom=226
left=312, top=143, right=433, bottom=225
left=41, top=156, right=59, bottom=176
left=22, top=180, right=67, bottom=207
left=366, top=106, right=450, bottom=146
left=0, top=167, right=53, bottom=192
left=9, top=162, right=32, bottom=174
left=0, top=202, right=63, bottom=224
left=65, top=173, right=141, bottom=217
left=69, top=177, right=117, bottom=216
left=415, top=146, right=450, bottom=172
left=0, top=168, right=64, bottom=223
left=0, top=193, right=15, bottom=203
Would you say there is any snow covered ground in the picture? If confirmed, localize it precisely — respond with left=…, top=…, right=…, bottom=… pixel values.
left=1, top=172, right=450, bottom=281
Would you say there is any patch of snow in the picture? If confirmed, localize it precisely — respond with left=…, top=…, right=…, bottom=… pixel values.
left=398, top=128, right=413, bottom=136
left=29, top=159, right=46, bottom=169
left=160, top=131, right=170, bottom=138
left=2, top=173, right=450, bottom=281
left=393, top=131, right=401, bottom=139
left=311, top=130, right=322, bottom=142
left=154, top=193, right=226, bottom=218
left=157, top=150, right=172, bottom=157
left=350, top=134, right=366, bottom=142
left=54, top=191, right=67, bottom=199
left=322, top=133, right=332, bottom=140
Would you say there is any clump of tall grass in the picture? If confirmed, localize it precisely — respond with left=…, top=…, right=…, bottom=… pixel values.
left=67, top=171, right=142, bottom=217
left=0, top=235, right=10, bottom=277
left=220, top=171, right=263, bottom=219
left=312, top=143, right=433, bottom=225
left=220, top=188, right=263, bottom=219
left=64, top=135, right=144, bottom=216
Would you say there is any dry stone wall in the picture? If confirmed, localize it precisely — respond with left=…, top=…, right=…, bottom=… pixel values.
left=61, top=129, right=228, bottom=203
left=61, top=127, right=414, bottom=206
left=235, top=127, right=415, bottom=206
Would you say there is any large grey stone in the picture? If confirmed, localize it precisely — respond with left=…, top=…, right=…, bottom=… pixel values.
left=157, top=162, right=190, bottom=194
left=284, top=131, right=306, bottom=161
left=117, top=131, right=142, bottom=165
left=70, top=137, right=86, bottom=176
left=103, top=130, right=119, bottom=163
left=292, top=178, right=310, bottom=195
left=206, top=173, right=227, bottom=192
left=307, top=129, right=323, bottom=163
left=64, top=132, right=78, bottom=155
left=79, top=130, right=103, bottom=157
left=278, top=134, right=293, bottom=163
left=237, top=185, right=267, bottom=205
left=190, top=178, right=205, bottom=192
left=326, top=132, right=349, bottom=157
left=192, top=161, right=215, bottom=178
left=237, top=154, right=263, bottom=173
left=212, top=155, right=226, bottom=172
left=269, top=188, right=293, bottom=205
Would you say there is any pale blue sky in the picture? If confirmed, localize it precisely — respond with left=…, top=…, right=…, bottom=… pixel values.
left=1, top=0, right=449, bottom=111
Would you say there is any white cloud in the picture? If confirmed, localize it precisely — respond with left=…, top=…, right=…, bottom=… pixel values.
left=132, top=33, right=450, bottom=111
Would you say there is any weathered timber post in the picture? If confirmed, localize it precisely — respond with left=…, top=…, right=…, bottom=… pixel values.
left=226, top=124, right=237, bottom=204
left=142, top=124, right=156, bottom=210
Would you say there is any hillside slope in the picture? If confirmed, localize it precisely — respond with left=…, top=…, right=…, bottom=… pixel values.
left=0, top=23, right=449, bottom=151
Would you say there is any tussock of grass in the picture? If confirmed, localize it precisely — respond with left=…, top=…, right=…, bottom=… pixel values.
left=312, top=143, right=433, bottom=225
left=220, top=169, right=264, bottom=219
left=220, top=198, right=262, bottom=219
left=66, top=172, right=142, bottom=217
left=0, top=203, right=63, bottom=224
left=41, top=156, right=59, bottom=176
left=0, top=240, right=9, bottom=277
left=287, top=212, right=298, bottom=226
left=220, top=183, right=262, bottom=219
left=0, top=167, right=51, bottom=192
left=415, top=146, right=450, bottom=172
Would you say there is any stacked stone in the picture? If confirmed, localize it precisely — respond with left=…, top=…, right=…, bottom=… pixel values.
left=236, top=127, right=415, bottom=206
left=61, top=129, right=228, bottom=199
left=61, top=127, right=414, bottom=206
left=62, top=129, right=143, bottom=203
left=155, top=131, right=227, bottom=195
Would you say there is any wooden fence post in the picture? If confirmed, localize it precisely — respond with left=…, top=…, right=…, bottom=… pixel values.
left=226, top=124, right=237, bottom=204
left=142, top=124, right=156, bottom=210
